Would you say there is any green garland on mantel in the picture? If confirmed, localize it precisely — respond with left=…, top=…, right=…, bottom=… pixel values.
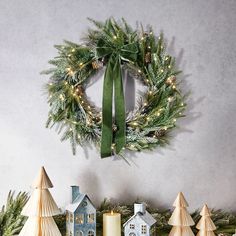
left=42, top=18, right=187, bottom=159
left=0, top=192, right=235, bottom=236
left=57, top=198, right=236, bottom=236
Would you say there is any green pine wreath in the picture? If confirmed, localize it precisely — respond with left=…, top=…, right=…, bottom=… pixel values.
left=42, top=18, right=187, bottom=158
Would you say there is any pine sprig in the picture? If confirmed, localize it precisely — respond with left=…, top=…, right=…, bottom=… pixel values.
left=0, top=191, right=28, bottom=236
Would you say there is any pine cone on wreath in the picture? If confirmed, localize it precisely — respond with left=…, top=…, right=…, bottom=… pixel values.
left=155, top=129, right=166, bottom=138
left=145, top=52, right=151, bottom=63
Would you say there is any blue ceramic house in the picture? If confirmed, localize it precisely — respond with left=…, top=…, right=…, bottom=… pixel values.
left=65, top=186, right=96, bottom=236
left=123, top=203, right=156, bottom=236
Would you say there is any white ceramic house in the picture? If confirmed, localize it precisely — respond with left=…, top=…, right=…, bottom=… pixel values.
left=123, top=203, right=156, bottom=236
left=65, top=186, right=96, bottom=236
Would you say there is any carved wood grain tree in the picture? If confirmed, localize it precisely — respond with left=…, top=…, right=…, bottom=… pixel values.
left=168, top=192, right=195, bottom=236
left=196, top=204, right=216, bottom=236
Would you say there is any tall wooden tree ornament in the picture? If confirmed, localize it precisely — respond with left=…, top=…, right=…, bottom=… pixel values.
left=196, top=204, right=216, bottom=236
left=19, top=167, right=62, bottom=236
left=168, top=192, right=195, bottom=236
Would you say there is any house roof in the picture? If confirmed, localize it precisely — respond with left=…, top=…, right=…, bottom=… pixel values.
left=65, top=194, right=96, bottom=213
left=123, top=211, right=156, bottom=227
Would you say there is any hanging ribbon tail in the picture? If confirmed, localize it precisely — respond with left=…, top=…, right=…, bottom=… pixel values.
left=114, top=57, right=126, bottom=154
left=101, top=56, right=114, bottom=158
left=97, top=38, right=137, bottom=158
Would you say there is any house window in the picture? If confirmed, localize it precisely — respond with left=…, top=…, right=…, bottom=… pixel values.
left=75, top=214, right=84, bottom=224
left=87, top=213, right=95, bottom=223
left=129, top=233, right=136, bottom=236
left=70, top=213, right=73, bottom=223
left=76, top=231, right=83, bottom=236
left=130, top=224, right=135, bottom=229
left=141, top=225, right=147, bottom=234
left=88, top=230, right=94, bottom=236
left=70, top=231, right=73, bottom=236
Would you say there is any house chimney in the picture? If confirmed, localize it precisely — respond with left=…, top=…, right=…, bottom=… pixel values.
left=134, top=203, right=146, bottom=215
left=71, top=186, right=80, bottom=203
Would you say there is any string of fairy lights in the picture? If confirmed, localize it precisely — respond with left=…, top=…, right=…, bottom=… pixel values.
left=44, top=19, right=186, bottom=154
left=48, top=54, right=182, bottom=132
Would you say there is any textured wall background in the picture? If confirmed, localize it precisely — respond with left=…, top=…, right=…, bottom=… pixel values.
left=0, top=0, right=236, bottom=211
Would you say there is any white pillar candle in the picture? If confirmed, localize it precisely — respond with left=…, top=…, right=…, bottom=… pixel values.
left=103, top=211, right=121, bottom=236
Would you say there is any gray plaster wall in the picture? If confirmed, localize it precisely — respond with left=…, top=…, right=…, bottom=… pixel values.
left=0, top=0, right=236, bottom=211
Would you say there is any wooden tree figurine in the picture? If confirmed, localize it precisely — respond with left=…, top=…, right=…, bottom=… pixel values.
left=196, top=204, right=216, bottom=236
left=19, top=167, right=62, bottom=236
left=168, top=192, right=195, bottom=236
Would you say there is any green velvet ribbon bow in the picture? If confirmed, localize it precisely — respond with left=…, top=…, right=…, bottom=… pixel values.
left=96, top=38, right=138, bottom=158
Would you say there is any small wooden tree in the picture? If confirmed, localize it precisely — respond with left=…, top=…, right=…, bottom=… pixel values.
left=168, top=192, right=195, bottom=236
left=19, top=167, right=62, bottom=236
left=196, top=204, right=216, bottom=236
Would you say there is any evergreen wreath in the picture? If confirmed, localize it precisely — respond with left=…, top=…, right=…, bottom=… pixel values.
left=43, top=18, right=186, bottom=158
